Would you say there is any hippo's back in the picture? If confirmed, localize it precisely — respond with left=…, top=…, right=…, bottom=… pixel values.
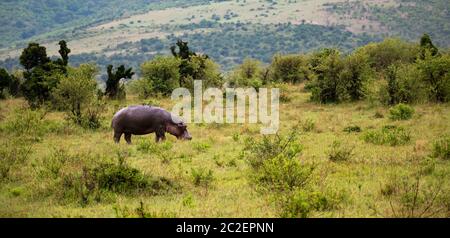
left=112, top=105, right=170, bottom=133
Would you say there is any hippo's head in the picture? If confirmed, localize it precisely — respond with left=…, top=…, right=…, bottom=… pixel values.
left=166, top=121, right=192, bottom=140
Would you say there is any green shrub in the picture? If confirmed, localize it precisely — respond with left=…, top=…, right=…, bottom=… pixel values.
left=343, top=125, right=362, bottom=133
left=384, top=64, right=427, bottom=105
left=140, top=56, right=181, bottom=96
left=193, top=141, right=211, bottom=153
left=0, top=108, right=47, bottom=141
left=327, top=141, right=354, bottom=162
left=243, top=128, right=301, bottom=170
left=279, top=190, right=342, bottom=218
left=417, top=54, right=450, bottom=102
left=431, top=136, right=450, bottom=160
left=56, top=152, right=176, bottom=206
left=93, top=163, right=149, bottom=193
left=126, top=78, right=153, bottom=99
left=301, top=119, right=315, bottom=132
left=380, top=173, right=448, bottom=218
left=0, top=140, right=32, bottom=181
left=269, top=54, right=311, bottom=83
left=256, top=154, right=315, bottom=193
left=191, top=167, right=214, bottom=187
left=363, top=125, right=411, bottom=146
left=389, top=103, right=414, bottom=120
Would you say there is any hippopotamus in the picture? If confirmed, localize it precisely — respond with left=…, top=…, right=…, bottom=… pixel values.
left=111, top=105, right=192, bottom=144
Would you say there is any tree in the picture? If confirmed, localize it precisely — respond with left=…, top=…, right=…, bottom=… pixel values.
left=270, top=54, right=311, bottom=83
left=21, top=61, right=64, bottom=107
left=170, top=39, right=210, bottom=87
left=417, top=53, right=450, bottom=102
left=0, top=68, right=11, bottom=97
left=356, top=38, right=418, bottom=71
left=230, top=58, right=263, bottom=87
left=385, top=63, right=427, bottom=105
left=57, top=40, right=71, bottom=67
left=419, top=34, right=439, bottom=59
left=19, top=41, right=71, bottom=107
left=19, top=43, right=50, bottom=71
left=310, top=49, right=344, bottom=103
left=52, top=64, right=101, bottom=128
left=338, top=52, right=371, bottom=101
left=105, top=65, right=134, bottom=99
left=140, top=56, right=181, bottom=96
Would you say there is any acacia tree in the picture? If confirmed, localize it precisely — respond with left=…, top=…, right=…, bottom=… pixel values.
left=105, top=65, right=134, bottom=99
left=52, top=64, right=102, bottom=128
left=171, top=39, right=209, bottom=87
left=19, top=41, right=71, bottom=107
left=57, top=40, right=71, bottom=67
left=419, top=34, right=439, bottom=59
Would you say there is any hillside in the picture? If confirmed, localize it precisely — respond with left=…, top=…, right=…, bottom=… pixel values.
left=1, top=0, right=449, bottom=72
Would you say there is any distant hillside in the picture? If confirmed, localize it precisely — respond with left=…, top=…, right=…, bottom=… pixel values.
left=0, top=0, right=213, bottom=48
left=1, top=0, right=449, bottom=73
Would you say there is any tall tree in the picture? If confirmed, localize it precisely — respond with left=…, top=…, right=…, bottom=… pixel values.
left=57, top=40, right=71, bottom=66
left=419, top=34, right=439, bottom=59
left=171, top=40, right=209, bottom=87
left=19, top=42, right=68, bottom=107
left=105, top=65, right=134, bottom=99
left=19, top=43, right=50, bottom=71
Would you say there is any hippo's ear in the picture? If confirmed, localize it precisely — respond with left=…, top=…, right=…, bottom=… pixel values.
left=177, top=122, right=187, bottom=129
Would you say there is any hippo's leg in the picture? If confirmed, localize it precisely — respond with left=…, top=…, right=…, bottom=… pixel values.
left=125, top=133, right=132, bottom=144
left=114, top=132, right=122, bottom=144
left=155, top=128, right=166, bottom=143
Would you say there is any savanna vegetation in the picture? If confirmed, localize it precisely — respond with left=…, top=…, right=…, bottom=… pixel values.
left=0, top=33, right=449, bottom=217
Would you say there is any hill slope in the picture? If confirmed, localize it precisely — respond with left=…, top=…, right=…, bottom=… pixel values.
left=0, top=0, right=449, bottom=72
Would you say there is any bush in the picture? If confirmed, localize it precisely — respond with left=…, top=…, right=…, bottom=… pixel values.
left=356, top=38, right=418, bottom=71
left=301, top=119, right=315, bottom=132
left=363, top=125, right=411, bottom=146
left=309, top=49, right=343, bottom=103
left=141, top=56, right=181, bottom=96
left=279, top=190, right=342, bottom=218
left=243, top=128, right=301, bottom=170
left=343, top=125, right=362, bottom=133
left=380, top=173, right=448, bottom=218
left=327, top=141, right=354, bottom=162
left=0, top=107, right=48, bottom=141
left=229, top=58, right=263, bottom=87
left=431, top=136, right=450, bottom=160
left=338, top=51, right=372, bottom=101
left=389, top=103, right=415, bottom=120
left=191, top=167, right=214, bottom=187
left=269, top=54, right=311, bottom=83
left=93, top=162, right=149, bottom=193
left=52, top=64, right=103, bottom=129
left=43, top=150, right=177, bottom=206
left=256, top=154, right=315, bottom=193
left=126, top=78, right=153, bottom=99
left=416, top=53, right=450, bottom=102
left=0, top=140, right=32, bottom=181
left=384, top=64, right=427, bottom=105
left=193, top=141, right=211, bottom=153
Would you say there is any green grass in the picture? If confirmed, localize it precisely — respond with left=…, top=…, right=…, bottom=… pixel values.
left=0, top=84, right=449, bottom=217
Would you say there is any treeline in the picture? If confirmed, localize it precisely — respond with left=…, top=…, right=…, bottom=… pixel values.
left=221, top=34, right=449, bottom=104
left=1, top=34, right=449, bottom=130
left=0, top=22, right=380, bottom=73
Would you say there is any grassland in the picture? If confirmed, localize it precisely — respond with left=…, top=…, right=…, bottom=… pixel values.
left=1, top=84, right=449, bottom=217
